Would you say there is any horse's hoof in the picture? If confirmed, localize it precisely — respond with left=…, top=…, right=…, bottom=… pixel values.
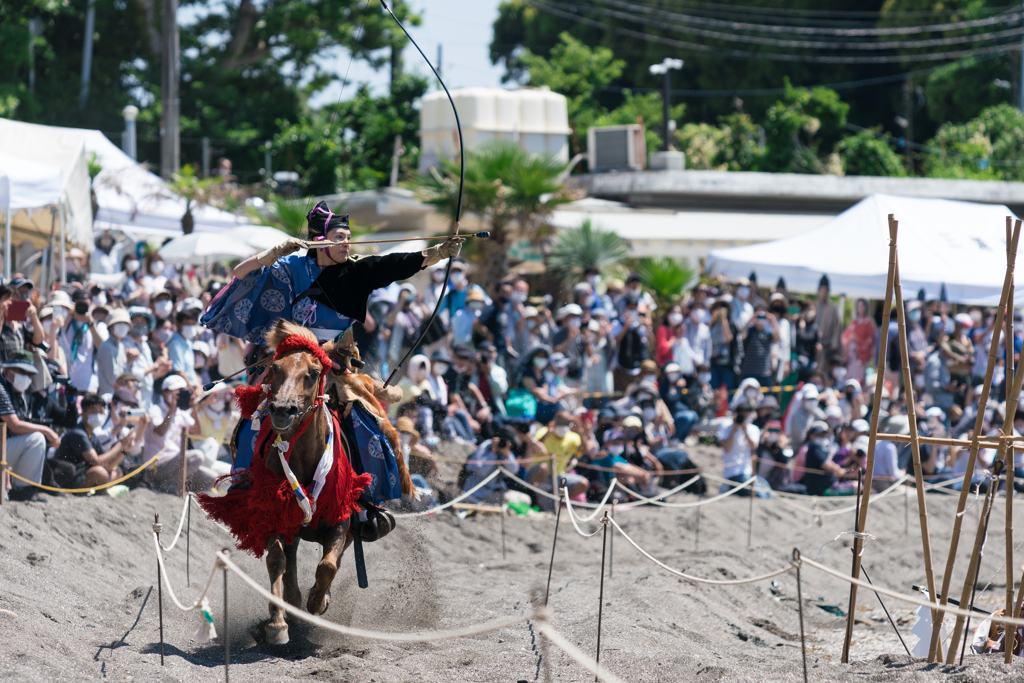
left=266, top=624, right=290, bottom=645
left=307, top=589, right=330, bottom=616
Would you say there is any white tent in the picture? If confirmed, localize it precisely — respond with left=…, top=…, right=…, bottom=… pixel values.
left=0, top=118, right=92, bottom=252
left=72, top=126, right=249, bottom=239
left=707, top=194, right=1020, bottom=305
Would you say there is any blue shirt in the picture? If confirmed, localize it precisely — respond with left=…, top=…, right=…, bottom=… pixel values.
left=167, top=332, right=197, bottom=386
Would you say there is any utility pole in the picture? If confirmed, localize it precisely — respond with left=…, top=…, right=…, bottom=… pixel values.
left=902, top=78, right=914, bottom=175
left=648, top=58, right=683, bottom=152
left=78, top=0, right=96, bottom=110
left=202, top=137, right=211, bottom=178
left=160, top=0, right=180, bottom=179
left=122, top=105, right=138, bottom=160
left=264, top=140, right=272, bottom=179
left=1019, top=0, right=1024, bottom=110
left=28, top=18, right=42, bottom=94
left=436, top=43, right=442, bottom=80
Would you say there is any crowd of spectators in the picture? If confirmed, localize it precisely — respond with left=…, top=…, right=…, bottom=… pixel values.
left=3, top=230, right=1020, bottom=509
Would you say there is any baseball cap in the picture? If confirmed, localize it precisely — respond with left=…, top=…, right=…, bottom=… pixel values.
left=602, top=429, right=625, bottom=444
left=162, top=375, right=188, bottom=392
left=853, top=435, right=871, bottom=453
left=851, top=419, right=869, bottom=433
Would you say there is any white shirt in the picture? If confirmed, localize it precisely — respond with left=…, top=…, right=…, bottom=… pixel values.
left=717, top=421, right=760, bottom=479
left=873, top=441, right=902, bottom=482
left=145, top=403, right=195, bottom=462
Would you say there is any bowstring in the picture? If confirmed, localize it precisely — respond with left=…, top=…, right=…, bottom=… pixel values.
left=379, top=0, right=465, bottom=388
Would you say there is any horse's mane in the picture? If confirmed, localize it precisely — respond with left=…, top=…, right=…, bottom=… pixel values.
left=266, top=319, right=317, bottom=350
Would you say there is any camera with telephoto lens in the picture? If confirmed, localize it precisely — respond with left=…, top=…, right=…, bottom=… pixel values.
left=54, top=375, right=78, bottom=398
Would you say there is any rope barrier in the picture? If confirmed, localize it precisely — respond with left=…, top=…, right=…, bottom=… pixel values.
left=613, top=475, right=757, bottom=511
left=536, top=623, right=628, bottom=683
left=564, top=491, right=611, bottom=538
left=391, top=469, right=502, bottom=518
left=604, top=475, right=703, bottom=508
left=159, top=494, right=193, bottom=552
left=608, top=517, right=797, bottom=585
left=152, top=532, right=221, bottom=613
left=7, top=455, right=160, bottom=493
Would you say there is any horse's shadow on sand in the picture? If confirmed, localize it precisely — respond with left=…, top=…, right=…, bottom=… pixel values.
left=141, top=618, right=366, bottom=668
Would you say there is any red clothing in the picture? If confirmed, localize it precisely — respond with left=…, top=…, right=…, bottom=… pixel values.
left=656, top=324, right=680, bottom=366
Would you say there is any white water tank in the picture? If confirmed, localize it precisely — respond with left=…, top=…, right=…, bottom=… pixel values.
left=419, top=86, right=572, bottom=172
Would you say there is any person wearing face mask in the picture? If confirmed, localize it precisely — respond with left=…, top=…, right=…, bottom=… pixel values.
left=191, top=340, right=213, bottom=387
left=756, top=420, right=801, bottom=493
left=451, top=287, right=487, bottom=347
left=150, top=290, right=175, bottom=322
left=515, top=305, right=550, bottom=355
left=786, top=383, right=826, bottom=451
left=167, top=310, right=201, bottom=386
left=815, top=275, right=843, bottom=381
left=612, top=299, right=653, bottom=392
left=477, top=281, right=517, bottom=367
left=622, top=273, right=654, bottom=316
left=800, top=421, right=844, bottom=495
left=191, top=389, right=238, bottom=466
left=552, top=304, right=587, bottom=385
left=36, top=306, right=68, bottom=377
left=53, top=392, right=139, bottom=489
left=0, top=281, right=45, bottom=367
left=767, top=293, right=792, bottom=385
left=120, top=253, right=143, bottom=300
left=59, top=291, right=106, bottom=393
left=739, top=305, right=781, bottom=391
left=730, top=278, right=755, bottom=330
left=582, top=429, right=652, bottom=495
left=96, top=308, right=133, bottom=396
left=144, top=373, right=218, bottom=494
left=716, top=401, right=769, bottom=497
left=394, top=354, right=436, bottom=419
left=658, top=363, right=699, bottom=443
left=125, top=306, right=169, bottom=409
left=656, top=305, right=685, bottom=366
left=708, top=298, right=738, bottom=393
left=793, top=301, right=820, bottom=383
left=0, top=351, right=60, bottom=499
left=142, top=255, right=169, bottom=295
left=92, top=231, right=125, bottom=275
left=529, top=413, right=589, bottom=503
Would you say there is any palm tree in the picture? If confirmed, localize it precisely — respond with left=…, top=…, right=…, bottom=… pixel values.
left=547, top=218, right=629, bottom=286
left=635, top=257, right=698, bottom=311
left=245, top=194, right=310, bottom=237
left=166, top=164, right=222, bottom=234
left=415, top=140, right=568, bottom=290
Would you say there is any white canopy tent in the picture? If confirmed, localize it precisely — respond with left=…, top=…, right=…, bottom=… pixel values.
left=707, top=194, right=1020, bottom=305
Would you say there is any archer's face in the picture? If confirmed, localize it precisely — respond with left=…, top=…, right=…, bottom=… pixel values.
left=326, top=227, right=350, bottom=263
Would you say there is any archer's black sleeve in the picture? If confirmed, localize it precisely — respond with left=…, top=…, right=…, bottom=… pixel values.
left=309, top=251, right=426, bottom=322
left=351, top=252, right=425, bottom=292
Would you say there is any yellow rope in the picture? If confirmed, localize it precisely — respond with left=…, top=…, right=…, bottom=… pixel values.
left=6, top=455, right=160, bottom=493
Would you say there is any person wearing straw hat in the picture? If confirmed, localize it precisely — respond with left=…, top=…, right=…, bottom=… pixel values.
left=96, top=308, right=133, bottom=396
left=143, top=373, right=217, bottom=494
left=0, top=350, right=60, bottom=500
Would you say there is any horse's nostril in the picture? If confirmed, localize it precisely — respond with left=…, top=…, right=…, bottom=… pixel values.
left=271, top=404, right=300, bottom=418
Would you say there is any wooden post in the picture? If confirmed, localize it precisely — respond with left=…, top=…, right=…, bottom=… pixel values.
left=0, top=421, right=6, bottom=505
left=180, top=426, right=187, bottom=498
left=930, top=218, right=1021, bottom=661
left=892, top=256, right=942, bottom=660
left=842, top=215, right=899, bottom=664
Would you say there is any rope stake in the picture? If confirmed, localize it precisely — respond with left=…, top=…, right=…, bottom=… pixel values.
left=794, top=549, right=808, bottom=683
left=595, top=511, right=609, bottom=682
left=545, top=483, right=565, bottom=606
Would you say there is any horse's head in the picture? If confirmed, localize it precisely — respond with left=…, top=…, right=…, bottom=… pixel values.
left=324, top=327, right=362, bottom=374
left=265, top=320, right=325, bottom=434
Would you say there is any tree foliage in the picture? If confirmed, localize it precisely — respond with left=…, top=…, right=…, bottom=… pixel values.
left=923, top=103, right=1024, bottom=181
left=414, top=140, right=567, bottom=291
left=835, top=129, right=907, bottom=177
left=634, top=257, right=697, bottom=311
left=547, top=219, right=629, bottom=286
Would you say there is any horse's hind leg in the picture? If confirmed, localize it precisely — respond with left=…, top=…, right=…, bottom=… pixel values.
left=307, top=520, right=351, bottom=615
left=265, top=534, right=290, bottom=644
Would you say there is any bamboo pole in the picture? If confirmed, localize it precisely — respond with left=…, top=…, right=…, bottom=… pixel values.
left=892, top=256, right=942, bottom=660
left=928, top=218, right=1021, bottom=662
left=877, top=433, right=1022, bottom=448
left=180, top=427, right=187, bottom=499
left=841, top=214, right=899, bottom=664
left=1006, top=217, right=1018, bottom=664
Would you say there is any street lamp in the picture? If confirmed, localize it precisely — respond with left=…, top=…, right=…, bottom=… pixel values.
left=649, top=58, right=684, bottom=152
left=122, top=105, right=139, bottom=161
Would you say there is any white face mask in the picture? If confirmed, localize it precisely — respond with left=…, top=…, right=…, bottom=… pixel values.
left=666, top=372, right=680, bottom=383
left=180, top=325, right=199, bottom=340
left=643, top=406, right=656, bottom=421
left=194, top=355, right=206, bottom=368
left=736, top=286, right=750, bottom=300
left=525, top=319, right=537, bottom=331
left=553, top=425, right=569, bottom=438
left=111, top=322, right=129, bottom=339
left=533, top=357, right=548, bottom=369
left=86, top=412, right=106, bottom=428
left=606, top=444, right=624, bottom=456
left=567, top=317, right=581, bottom=330
left=431, top=270, right=446, bottom=283
left=433, top=362, right=448, bottom=376
left=153, top=300, right=173, bottom=318
left=449, top=272, right=465, bottom=286
left=154, top=328, right=173, bottom=344
left=41, top=320, right=52, bottom=335
left=468, top=301, right=484, bottom=312
left=150, top=261, right=164, bottom=276
left=211, top=400, right=228, bottom=412
left=514, top=291, right=527, bottom=303
left=745, top=387, right=759, bottom=401
left=10, top=373, right=31, bottom=393
left=126, top=259, right=140, bottom=274
left=698, top=372, right=712, bottom=384
left=668, top=312, right=683, bottom=326
left=583, top=295, right=595, bottom=308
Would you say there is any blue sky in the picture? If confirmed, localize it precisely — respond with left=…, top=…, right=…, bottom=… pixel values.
left=310, top=0, right=509, bottom=107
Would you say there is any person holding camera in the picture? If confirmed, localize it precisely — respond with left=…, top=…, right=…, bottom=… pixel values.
left=460, top=427, right=523, bottom=504
left=739, top=304, right=780, bottom=390
left=716, top=401, right=766, bottom=497
left=0, top=350, right=60, bottom=500
left=60, top=290, right=107, bottom=393
left=0, top=281, right=44, bottom=364
left=142, top=373, right=217, bottom=494
left=52, top=393, right=140, bottom=489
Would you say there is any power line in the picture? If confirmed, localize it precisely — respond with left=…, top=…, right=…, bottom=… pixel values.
left=529, top=1, right=1024, bottom=64
left=597, top=53, right=1004, bottom=98
left=642, top=0, right=1017, bottom=21
left=575, top=0, right=1024, bottom=51
left=844, top=122, right=1024, bottom=168
left=569, top=0, right=1023, bottom=37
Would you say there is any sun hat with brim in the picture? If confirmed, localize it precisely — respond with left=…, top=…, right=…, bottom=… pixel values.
left=106, top=308, right=131, bottom=327
left=853, top=435, right=871, bottom=453
left=851, top=418, right=869, bottom=434
left=883, top=414, right=910, bottom=436
left=192, top=340, right=211, bottom=358
left=162, top=375, right=189, bottom=392
left=10, top=277, right=33, bottom=291
left=556, top=303, right=584, bottom=321
left=38, top=306, right=54, bottom=320
left=1, top=350, right=37, bottom=375
left=925, top=406, right=946, bottom=419
left=548, top=352, right=570, bottom=368
left=46, top=290, right=73, bottom=310
left=113, top=388, right=139, bottom=407
left=465, top=287, right=486, bottom=304
left=622, top=415, right=643, bottom=430
left=603, top=429, right=625, bottom=444
left=807, top=420, right=830, bottom=435
left=396, top=416, right=421, bottom=446
left=523, top=306, right=539, bottom=319
left=128, top=305, right=157, bottom=331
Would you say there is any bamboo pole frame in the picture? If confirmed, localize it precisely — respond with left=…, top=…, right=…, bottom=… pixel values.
left=892, top=256, right=942, bottom=659
left=929, top=218, right=1021, bottom=661
left=180, top=427, right=188, bottom=499
left=841, top=215, right=899, bottom=664
left=1006, top=217, right=1018, bottom=664
left=877, top=433, right=1023, bottom=448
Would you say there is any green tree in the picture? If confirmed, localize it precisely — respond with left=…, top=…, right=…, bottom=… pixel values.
left=634, top=257, right=697, bottom=312
left=547, top=219, right=629, bottom=286
left=676, top=113, right=761, bottom=171
left=166, top=165, right=223, bottom=234
left=415, top=140, right=567, bottom=291
left=835, top=130, right=906, bottom=177
left=761, top=82, right=849, bottom=174
left=923, top=103, right=1024, bottom=181
left=275, top=74, right=428, bottom=195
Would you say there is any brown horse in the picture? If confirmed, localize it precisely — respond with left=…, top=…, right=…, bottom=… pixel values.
left=258, top=320, right=412, bottom=645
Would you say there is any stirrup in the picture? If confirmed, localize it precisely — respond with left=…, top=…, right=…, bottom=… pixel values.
left=360, top=508, right=396, bottom=542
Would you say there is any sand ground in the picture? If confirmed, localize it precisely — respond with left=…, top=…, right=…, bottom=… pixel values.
left=2, top=444, right=1024, bottom=682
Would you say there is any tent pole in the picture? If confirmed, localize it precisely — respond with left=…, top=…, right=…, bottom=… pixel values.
left=59, top=205, right=66, bottom=284
left=3, top=197, right=11, bottom=281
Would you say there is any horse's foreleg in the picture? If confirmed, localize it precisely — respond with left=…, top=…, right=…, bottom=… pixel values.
left=283, top=540, right=302, bottom=608
left=307, top=520, right=351, bottom=615
left=265, top=535, right=290, bottom=644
